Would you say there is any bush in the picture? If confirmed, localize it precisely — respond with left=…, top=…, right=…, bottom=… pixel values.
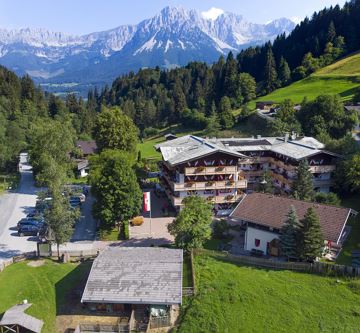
left=123, top=220, right=130, bottom=240
left=213, top=219, right=229, bottom=239
left=142, top=127, right=160, bottom=138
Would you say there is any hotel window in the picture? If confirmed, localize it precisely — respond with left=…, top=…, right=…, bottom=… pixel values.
left=255, top=239, right=260, bottom=247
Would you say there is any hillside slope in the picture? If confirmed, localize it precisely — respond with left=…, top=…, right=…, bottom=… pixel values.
left=255, top=53, right=360, bottom=105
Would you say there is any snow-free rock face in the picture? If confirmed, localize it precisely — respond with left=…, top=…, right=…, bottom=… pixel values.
left=0, top=6, right=296, bottom=93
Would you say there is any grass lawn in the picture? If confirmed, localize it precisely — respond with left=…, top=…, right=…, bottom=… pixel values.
left=337, top=193, right=360, bottom=265
left=0, top=173, right=20, bottom=193
left=254, top=75, right=360, bottom=106
left=251, top=53, right=360, bottom=108
left=98, top=227, right=120, bottom=241
left=176, top=252, right=360, bottom=333
left=0, top=260, right=91, bottom=332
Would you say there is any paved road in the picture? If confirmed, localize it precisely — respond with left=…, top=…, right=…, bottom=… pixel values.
left=0, top=153, right=38, bottom=262
left=71, top=194, right=97, bottom=241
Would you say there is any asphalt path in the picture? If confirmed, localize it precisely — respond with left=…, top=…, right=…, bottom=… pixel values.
left=0, top=153, right=38, bottom=262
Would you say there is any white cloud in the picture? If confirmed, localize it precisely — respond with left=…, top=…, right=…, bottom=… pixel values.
left=201, top=7, right=225, bottom=21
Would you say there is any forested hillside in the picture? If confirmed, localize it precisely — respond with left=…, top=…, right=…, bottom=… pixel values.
left=0, top=66, right=95, bottom=173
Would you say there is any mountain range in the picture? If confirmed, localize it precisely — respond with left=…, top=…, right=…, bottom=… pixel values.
left=0, top=6, right=296, bottom=95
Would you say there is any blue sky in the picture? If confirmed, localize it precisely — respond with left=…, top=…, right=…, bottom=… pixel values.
left=0, top=0, right=347, bottom=35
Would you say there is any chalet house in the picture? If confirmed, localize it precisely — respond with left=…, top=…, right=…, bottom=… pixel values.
left=256, top=101, right=276, bottom=110
left=229, top=193, right=356, bottom=257
left=74, top=140, right=98, bottom=177
left=81, top=247, right=183, bottom=331
left=155, top=135, right=340, bottom=213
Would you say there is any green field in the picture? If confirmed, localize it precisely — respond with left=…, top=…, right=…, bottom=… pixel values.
left=177, top=252, right=360, bottom=333
left=0, top=260, right=91, bottom=332
left=254, top=53, right=360, bottom=106
left=0, top=173, right=19, bottom=193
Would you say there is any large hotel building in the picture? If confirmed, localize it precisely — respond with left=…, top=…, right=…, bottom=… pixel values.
left=155, top=134, right=339, bottom=213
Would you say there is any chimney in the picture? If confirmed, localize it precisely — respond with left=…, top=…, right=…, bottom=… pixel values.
left=257, top=135, right=261, bottom=139
left=291, top=131, right=297, bottom=140
left=284, top=133, right=289, bottom=142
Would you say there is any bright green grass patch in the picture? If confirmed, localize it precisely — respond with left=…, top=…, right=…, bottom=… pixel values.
left=98, top=227, right=120, bottom=241
left=0, top=260, right=91, bottom=332
left=177, top=253, right=360, bottom=333
left=316, top=52, right=360, bottom=76
left=256, top=75, right=360, bottom=105
left=0, top=173, right=20, bottom=193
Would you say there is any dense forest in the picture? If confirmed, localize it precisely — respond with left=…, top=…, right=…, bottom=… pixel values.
left=0, top=65, right=95, bottom=173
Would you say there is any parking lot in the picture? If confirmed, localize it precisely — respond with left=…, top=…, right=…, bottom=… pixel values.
left=0, top=154, right=97, bottom=264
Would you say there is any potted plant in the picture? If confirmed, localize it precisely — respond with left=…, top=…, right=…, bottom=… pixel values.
left=195, top=166, right=206, bottom=173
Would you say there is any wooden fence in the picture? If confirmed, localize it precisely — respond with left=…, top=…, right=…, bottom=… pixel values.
left=193, top=249, right=360, bottom=277
left=0, top=251, right=37, bottom=272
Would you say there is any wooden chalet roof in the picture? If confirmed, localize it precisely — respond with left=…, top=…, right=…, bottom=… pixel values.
left=230, top=193, right=354, bottom=244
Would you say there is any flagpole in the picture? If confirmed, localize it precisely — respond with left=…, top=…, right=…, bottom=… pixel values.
left=149, top=196, right=152, bottom=237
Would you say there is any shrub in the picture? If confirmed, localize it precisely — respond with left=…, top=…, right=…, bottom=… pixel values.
left=213, top=219, right=229, bottom=239
left=123, top=220, right=130, bottom=240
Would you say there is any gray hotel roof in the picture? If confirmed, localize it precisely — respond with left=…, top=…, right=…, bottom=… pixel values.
left=81, top=247, right=183, bottom=305
left=155, top=135, right=338, bottom=165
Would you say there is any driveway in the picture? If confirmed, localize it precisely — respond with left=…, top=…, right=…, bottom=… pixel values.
left=129, top=190, right=174, bottom=244
left=0, top=153, right=38, bottom=263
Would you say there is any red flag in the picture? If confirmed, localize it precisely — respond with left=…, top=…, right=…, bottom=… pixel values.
left=143, top=192, right=151, bottom=212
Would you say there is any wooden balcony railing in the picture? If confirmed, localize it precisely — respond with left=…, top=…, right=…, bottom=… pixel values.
left=185, top=166, right=237, bottom=175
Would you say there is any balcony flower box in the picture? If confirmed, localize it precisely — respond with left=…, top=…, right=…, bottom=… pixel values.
left=215, top=166, right=225, bottom=172
left=225, top=195, right=234, bottom=201
left=185, top=181, right=195, bottom=187
left=226, top=180, right=235, bottom=186
left=205, top=181, right=215, bottom=187
left=195, top=166, right=206, bottom=173
left=206, top=196, right=215, bottom=201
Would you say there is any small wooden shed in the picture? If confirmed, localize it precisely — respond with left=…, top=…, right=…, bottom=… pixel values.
left=0, top=303, right=43, bottom=333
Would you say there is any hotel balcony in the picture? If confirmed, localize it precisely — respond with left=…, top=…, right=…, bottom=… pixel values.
left=185, top=165, right=237, bottom=175
left=312, top=178, right=333, bottom=187
left=309, top=165, right=336, bottom=173
left=171, top=194, right=243, bottom=206
left=167, top=179, right=248, bottom=191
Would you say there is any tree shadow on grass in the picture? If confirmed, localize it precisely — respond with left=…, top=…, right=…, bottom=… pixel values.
left=55, top=260, right=92, bottom=316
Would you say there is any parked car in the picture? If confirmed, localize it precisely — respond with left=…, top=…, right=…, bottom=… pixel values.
left=17, top=218, right=45, bottom=230
left=18, top=224, right=45, bottom=237
left=69, top=197, right=81, bottom=208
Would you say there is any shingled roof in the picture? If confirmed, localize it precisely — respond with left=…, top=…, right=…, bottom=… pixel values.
left=81, top=247, right=183, bottom=305
left=0, top=303, right=44, bottom=333
left=230, top=193, right=354, bottom=244
left=76, top=140, right=98, bottom=155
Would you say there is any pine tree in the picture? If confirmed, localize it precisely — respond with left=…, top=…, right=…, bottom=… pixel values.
left=218, top=96, right=235, bottom=129
left=278, top=57, right=291, bottom=86
left=299, top=207, right=324, bottom=261
left=205, top=108, right=221, bottom=137
left=280, top=205, right=301, bottom=259
left=292, top=160, right=314, bottom=201
left=263, top=47, right=278, bottom=94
